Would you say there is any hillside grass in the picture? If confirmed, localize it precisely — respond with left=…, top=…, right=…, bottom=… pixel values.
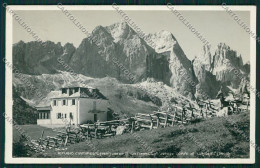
left=13, top=88, right=38, bottom=125
left=37, top=111, right=250, bottom=158
left=13, top=125, right=58, bottom=143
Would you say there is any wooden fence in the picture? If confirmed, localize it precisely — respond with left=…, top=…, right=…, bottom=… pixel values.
left=28, top=99, right=247, bottom=152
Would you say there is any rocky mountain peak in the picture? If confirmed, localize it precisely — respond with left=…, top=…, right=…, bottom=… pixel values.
left=194, top=44, right=212, bottom=72
left=217, top=42, right=230, bottom=50
left=209, top=43, right=247, bottom=89
left=91, top=25, right=114, bottom=44
left=145, top=30, right=177, bottom=53
left=13, top=40, right=25, bottom=47
left=105, top=21, right=135, bottom=42
left=92, top=25, right=112, bottom=40
left=63, top=43, right=76, bottom=53
left=213, top=43, right=243, bottom=72
left=12, top=23, right=250, bottom=100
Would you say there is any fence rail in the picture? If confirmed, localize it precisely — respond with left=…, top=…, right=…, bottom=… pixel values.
left=28, top=99, right=247, bottom=152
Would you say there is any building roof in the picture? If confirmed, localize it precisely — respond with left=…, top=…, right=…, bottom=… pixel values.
left=51, top=87, right=107, bottom=100
left=88, top=109, right=106, bottom=113
left=36, top=106, right=51, bottom=111
left=60, top=85, right=95, bottom=89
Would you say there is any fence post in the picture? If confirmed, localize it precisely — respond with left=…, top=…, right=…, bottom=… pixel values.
left=156, top=117, right=159, bottom=128
left=150, top=120, right=153, bottom=130
left=205, top=103, right=208, bottom=118
left=64, top=135, right=68, bottom=146
left=181, top=108, right=184, bottom=124
left=164, top=114, right=168, bottom=128
left=46, top=137, right=50, bottom=148
left=39, top=130, right=44, bottom=146
left=171, top=114, right=174, bottom=126
left=87, top=125, right=90, bottom=140
left=95, top=128, right=98, bottom=139
left=131, top=121, right=135, bottom=133
left=149, top=114, right=153, bottom=129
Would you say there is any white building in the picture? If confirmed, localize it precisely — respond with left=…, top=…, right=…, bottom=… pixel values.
left=37, top=86, right=109, bottom=126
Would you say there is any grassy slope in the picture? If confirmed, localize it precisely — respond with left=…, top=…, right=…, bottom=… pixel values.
left=13, top=125, right=58, bottom=143
left=13, top=88, right=38, bottom=125
left=40, top=112, right=249, bottom=158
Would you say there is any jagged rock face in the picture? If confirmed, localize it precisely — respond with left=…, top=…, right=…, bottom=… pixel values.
left=146, top=52, right=172, bottom=86
left=193, top=45, right=220, bottom=99
left=106, top=22, right=136, bottom=43
left=68, top=22, right=154, bottom=82
left=192, top=43, right=249, bottom=99
left=238, top=78, right=250, bottom=95
left=145, top=31, right=198, bottom=98
left=62, top=43, right=76, bottom=62
left=213, top=43, right=243, bottom=69
left=91, top=25, right=117, bottom=61
left=168, top=44, right=197, bottom=98
left=211, top=43, right=245, bottom=88
left=243, top=62, right=250, bottom=74
left=145, top=30, right=177, bottom=53
left=12, top=41, right=72, bottom=75
left=106, top=22, right=153, bottom=82
left=12, top=23, right=250, bottom=100
left=115, top=35, right=149, bottom=82
left=200, top=45, right=212, bottom=71
left=68, top=26, right=118, bottom=78
left=193, top=59, right=220, bottom=99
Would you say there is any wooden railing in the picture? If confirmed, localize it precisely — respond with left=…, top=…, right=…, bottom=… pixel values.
left=28, top=99, right=248, bottom=152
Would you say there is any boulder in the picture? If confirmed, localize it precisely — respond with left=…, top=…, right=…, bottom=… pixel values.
left=216, top=107, right=228, bottom=117
left=116, top=126, right=126, bottom=135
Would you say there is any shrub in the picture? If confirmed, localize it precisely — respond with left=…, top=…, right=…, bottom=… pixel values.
left=13, top=134, right=32, bottom=157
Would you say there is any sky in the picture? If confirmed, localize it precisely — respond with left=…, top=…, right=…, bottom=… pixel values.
left=13, top=9, right=251, bottom=63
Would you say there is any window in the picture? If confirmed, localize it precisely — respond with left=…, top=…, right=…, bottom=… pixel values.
left=53, top=100, right=57, bottom=106
left=65, top=114, right=67, bottom=118
left=72, top=99, right=75, bottom=105
left=93, top=101, right=96, bottom=110
left=63, top=99, right=66, bottom=106
left=38, top=112, right=50, bottom=119
left=94, top=114, right=97, bottom=122
left=62, top=88, right=67, bottom=94
left=75, top=88, right=79, bottom=93
left=57, top=113, right=61, bottom=119
left=69, top=88, right=73, bottom=96
left=69, top=112, right=73, bottom=120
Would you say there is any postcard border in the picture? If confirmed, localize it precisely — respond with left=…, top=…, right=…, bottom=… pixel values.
left=3, top=5, right=257, bottom=164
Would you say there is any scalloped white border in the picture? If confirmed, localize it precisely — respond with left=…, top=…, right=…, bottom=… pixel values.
left=5, top=5, right=256, bottom=164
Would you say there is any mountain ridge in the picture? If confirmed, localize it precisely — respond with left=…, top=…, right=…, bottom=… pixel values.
left=12, top=21, right=249, bottom=100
